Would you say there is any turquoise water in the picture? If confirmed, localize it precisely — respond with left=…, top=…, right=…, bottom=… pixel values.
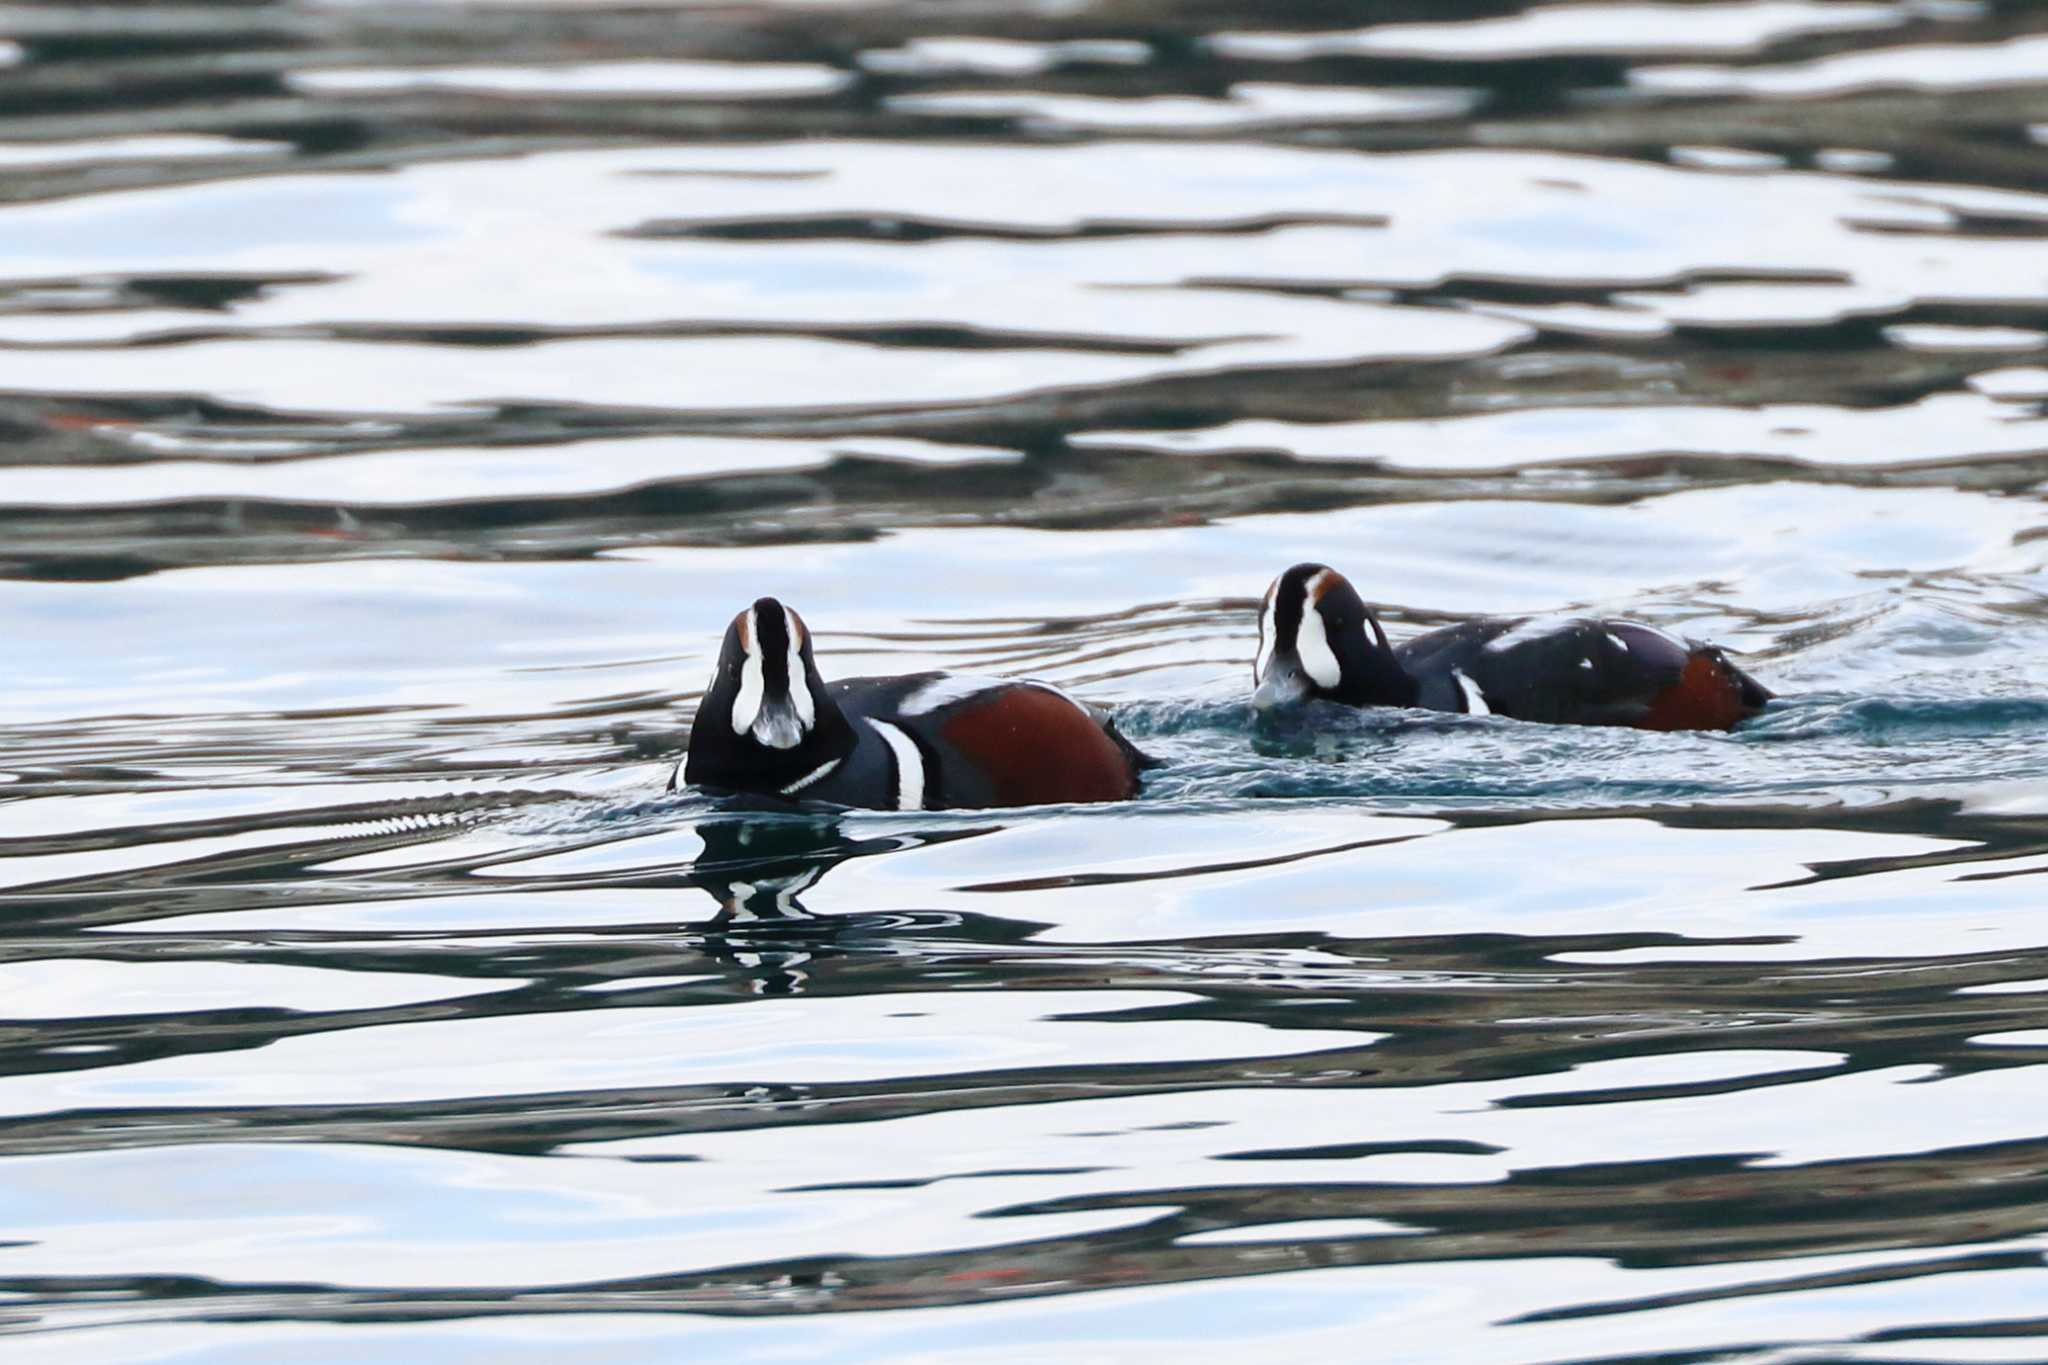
left=4, top=2, right=2048, bottom=1360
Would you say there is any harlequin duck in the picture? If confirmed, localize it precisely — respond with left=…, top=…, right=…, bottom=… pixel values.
left=1252, top=563, right=1772, bottom=730
left=678, top=597, right=1155, bottom=810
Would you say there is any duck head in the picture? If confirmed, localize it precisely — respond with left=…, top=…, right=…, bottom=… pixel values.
left=1252, top=563, right=1418, bottom=710
left=683, top=598, right=856, bottom=796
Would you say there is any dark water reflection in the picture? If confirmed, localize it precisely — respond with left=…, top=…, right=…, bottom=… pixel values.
left=4, top=0, right=2048, bottom=1360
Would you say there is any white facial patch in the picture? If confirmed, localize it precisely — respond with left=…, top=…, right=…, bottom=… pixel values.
left=867, top=720, right=927, bottom=811
left=1254, top=580, right=1280, bottom=683
left=750, top=708, right=804, bottom=749
left=729, top=606, right=765, bottom=736
left=1297, top=596, right=1344, bottom=689
left=731, top=605, right=814, bottom=749
left=783, top=606, right=815, bottom=728
left=1453, top=668, right=1491, bottom=716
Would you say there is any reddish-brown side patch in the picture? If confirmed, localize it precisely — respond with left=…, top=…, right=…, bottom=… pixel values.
left=1638, top=652, right=1749, bottom=732
left=941, top=686, right=1138, bottom=806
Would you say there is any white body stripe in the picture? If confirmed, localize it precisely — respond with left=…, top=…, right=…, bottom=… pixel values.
left=1629, top=623, right=1686, bottom=651
left=899, top=674, right=1004, bottom=716
left=1483, top=614, right=1581, bottom=655
left=729, top=606, right=764, bottom=734
left=1453, top=669, right=1491, bottom=716
left=867, top=719, right=927, bottom=811
left=902, top=676, right=1083, bottom=718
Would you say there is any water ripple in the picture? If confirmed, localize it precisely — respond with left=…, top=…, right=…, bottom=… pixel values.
left=5, top=0, right=2048, bottom=1358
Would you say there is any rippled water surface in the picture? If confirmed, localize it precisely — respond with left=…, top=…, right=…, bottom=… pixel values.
left=5, top=0, right=2048, bottom=1359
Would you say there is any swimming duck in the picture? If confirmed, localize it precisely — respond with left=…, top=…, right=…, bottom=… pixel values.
left=679, top=597, right=1154, bottom=809
left=1252, top=563, right=1771, bottom=730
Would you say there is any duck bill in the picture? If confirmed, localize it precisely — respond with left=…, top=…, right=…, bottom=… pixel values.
left=749, top=699, right=808, bottom=749
left=1251, top=666, right=1312, bottom=712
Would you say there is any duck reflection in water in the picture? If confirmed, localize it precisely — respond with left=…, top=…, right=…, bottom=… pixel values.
left=685, top=810, right=1003, bottom=997
left=690, top=810, right=853, bottom=925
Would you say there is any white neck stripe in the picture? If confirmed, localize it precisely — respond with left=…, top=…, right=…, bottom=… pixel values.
left=779, top=756, right=841, bottom=797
